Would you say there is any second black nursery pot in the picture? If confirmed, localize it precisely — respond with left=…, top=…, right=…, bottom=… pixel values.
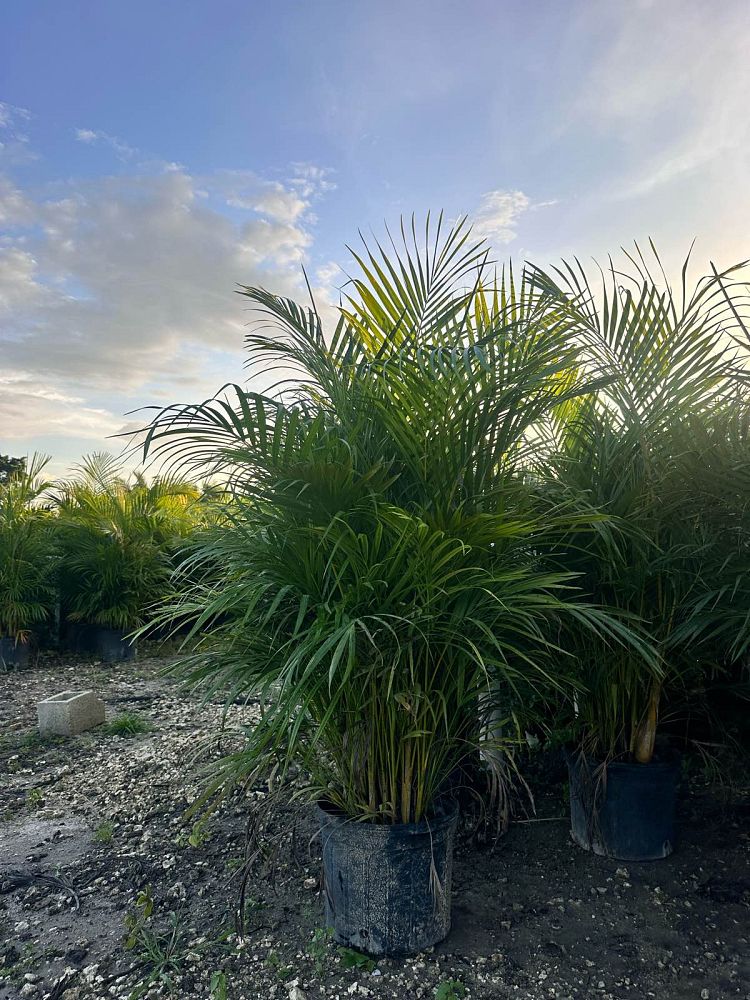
left=567, top=749, right=681, bottom=861
left=95, top=627, right=136, bottom=663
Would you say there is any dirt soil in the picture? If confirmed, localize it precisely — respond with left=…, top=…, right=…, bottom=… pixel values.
left=1, top=655, right=748, bottom=1000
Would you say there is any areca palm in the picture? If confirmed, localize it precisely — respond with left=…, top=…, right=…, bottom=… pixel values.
left=531, top=247, right=749, bottom=762
left=55, top=454, right=201, bottom=630
left=0, top=454, right=57, bottom=641
left=668, top=398, right=750, bottom=666
left=141, top=216, right=641, bottom=824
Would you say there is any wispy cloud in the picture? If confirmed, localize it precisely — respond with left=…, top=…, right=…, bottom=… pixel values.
left=570, top=2, right=750, bottom=205
left=0, top=175, right=33, bottom=226
left=75, top=126, right=137, bottom=161
left=0, top=373, right=124, bottom=442
left=0, top=101, right=35, bottom=166
left=472, top=190, right=531, bottom=244
left=211, top=164, right=335, bottom=224
left=289, top=163, right=336, bottom=199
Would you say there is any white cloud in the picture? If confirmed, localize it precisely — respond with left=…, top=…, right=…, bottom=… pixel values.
left=0, top=374, right=124, bottom=442
left=1, top=169, right=319, bottom=383
left=0, top=102, right=35, bottom=166
left=0, top=157, right=334, bottom=462
left=213, top=170, right=308, bottom=223
left=0, top=175, right=34, bottom=225
left=212, top=165, right=335, bottom=224
left=0, top=102, right=31, bottom=130
left=316, top=260, right=342, bottom=286
left=74, top=126, right=136, bottom=160
left=75, top=128, right=98, bottom=143
left=0, top=246, right=41, bottom=311
left=472, top=189, right=531, bottom=244
left=290, top=163, right=336, bottom=199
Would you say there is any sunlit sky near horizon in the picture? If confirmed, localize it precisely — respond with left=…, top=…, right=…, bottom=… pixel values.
left=2, top=0, right=749, bottom=476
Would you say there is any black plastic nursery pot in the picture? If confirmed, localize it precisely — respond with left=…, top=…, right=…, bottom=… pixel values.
left=64, top=622, right=97, bottom=654
left=566, top=748, right=681, bottom=861
left=317, top=799, right=459, bottom=957
left=95, top=628, right=136, bottom=663
left=0, top=636, right=31, bottom=670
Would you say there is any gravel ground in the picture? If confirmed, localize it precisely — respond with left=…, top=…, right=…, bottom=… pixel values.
left=1, top=655, right=748, bottom=1000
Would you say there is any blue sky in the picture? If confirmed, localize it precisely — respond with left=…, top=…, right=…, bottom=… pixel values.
left=2, top=0, right=749, bottom=473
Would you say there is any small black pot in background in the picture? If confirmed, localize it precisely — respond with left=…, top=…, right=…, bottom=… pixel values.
left=317, top=800, right=458, bottom=957
left=566, top=749, right=681, bottom=861
left=64, top=621, right=97, bottom=654
left=95, top=628, right=136, bottom=663
left=0, top=636, right=31, bottom=670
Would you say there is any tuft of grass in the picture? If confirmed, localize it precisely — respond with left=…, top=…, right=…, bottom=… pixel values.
left=124, top=886, right=186, bottom=1000
left=26, top=787, right=43, bottom=808
left=19, top=730, right=44, bottom=749
left=95, top=820, right=114, bottom=844
left=308, top=926, right=333, bottom=977
left=10, top=730, right=63, bottom=752
left=105, top=713, right=151, bottom=738
left=265, top=950, right=293, bottom=982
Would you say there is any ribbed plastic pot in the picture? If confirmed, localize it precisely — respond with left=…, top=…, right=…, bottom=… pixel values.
left=317, top=800, right=458, bottom=957
left=566, top=749, right=681, bottom=861
left=95, top=628, right=136, bottom=663
left=0, top=636, right=30, bottom=670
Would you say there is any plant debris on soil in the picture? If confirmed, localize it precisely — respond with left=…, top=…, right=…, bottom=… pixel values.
left=1, top=654, right=748, bottom=1000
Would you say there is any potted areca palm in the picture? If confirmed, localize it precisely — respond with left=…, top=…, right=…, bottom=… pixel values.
left=0, top=455, right=57, bottom=669
left=532, top=249, right=748, bottom=860
left=142, top=217, right=638, bottom=955
left=56, top=454, right=199, bottom=661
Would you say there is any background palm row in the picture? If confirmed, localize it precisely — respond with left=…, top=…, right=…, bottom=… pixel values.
left=0, top=452, right=207, bottom=640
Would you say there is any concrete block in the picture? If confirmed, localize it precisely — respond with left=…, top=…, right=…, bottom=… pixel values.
left=37, top=690, right=105, bottom=736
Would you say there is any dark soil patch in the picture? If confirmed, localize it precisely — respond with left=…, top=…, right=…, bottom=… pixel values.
left=1, top=657, right=748, bottom=1000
